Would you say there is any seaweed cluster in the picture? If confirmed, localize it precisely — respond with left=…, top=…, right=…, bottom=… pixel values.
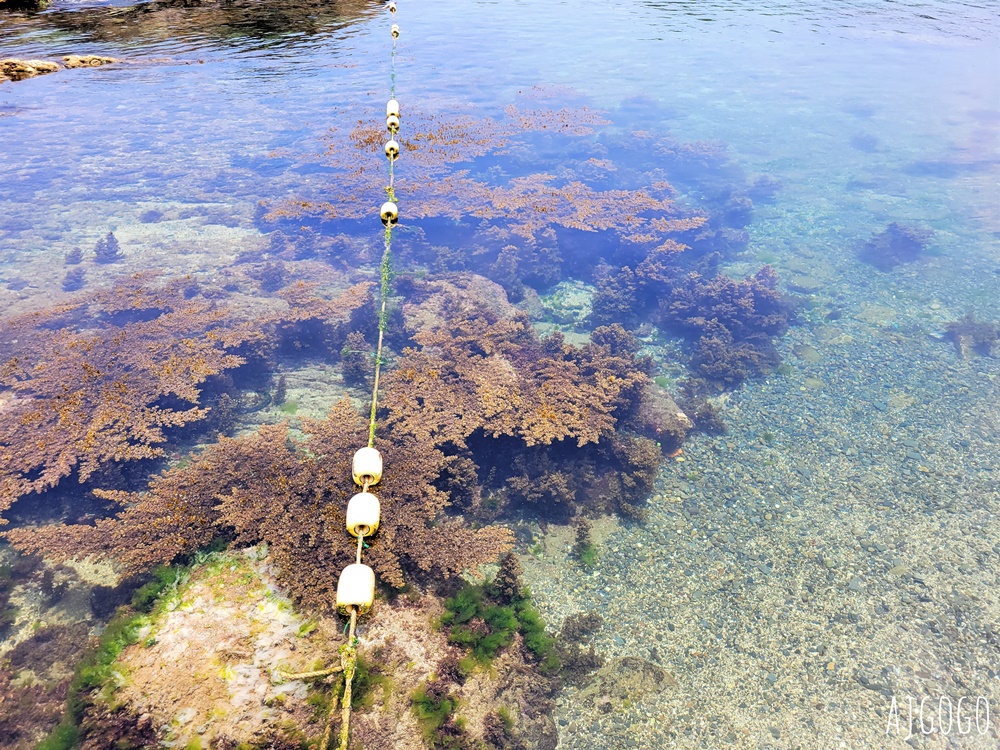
left=440, top=562, right=558, bottom=676
left=0, top=273, right=375, bottom=527
left=8, top=397, right=515, bottom=607
left=93, top=232, right=122, bottom=264
left=385, top=275, right=665, bottom=520
left=656, top=267, right=788, bottom=387
left=3, top=264, right=667, bottom=611
left=0, top=276, right=257, bottom=519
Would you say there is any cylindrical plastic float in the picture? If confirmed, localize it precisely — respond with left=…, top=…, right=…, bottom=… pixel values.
left=346, top=492, right=381, bottom=537
left=391, top=23, right=399, bottom=38
left=336, top=563, right=375, bottom=615
left=352, top=446, right=383, bottom=486
left=380, top=201, right=398, bottom=226
left=384, top=139, right=400, bottom=158
left=386, top=99, right=400, bottom=117
left=386, top=114, right=400, bottom=132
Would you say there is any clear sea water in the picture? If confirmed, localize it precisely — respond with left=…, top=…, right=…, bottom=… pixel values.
left=1, top=0, right=999, bottom=747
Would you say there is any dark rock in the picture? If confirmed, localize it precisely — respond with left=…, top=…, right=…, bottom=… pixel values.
left=634, top=382, right=694, bottom=452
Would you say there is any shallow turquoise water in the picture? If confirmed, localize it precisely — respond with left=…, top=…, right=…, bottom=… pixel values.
left=1, top=0, right=999, bottom=746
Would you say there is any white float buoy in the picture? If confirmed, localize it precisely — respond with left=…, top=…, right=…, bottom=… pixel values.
left=336, top=563, right=376, bottom=615
left=346, top=492, right=381, bottom=537
left=352, top=446, right=384, bottom=486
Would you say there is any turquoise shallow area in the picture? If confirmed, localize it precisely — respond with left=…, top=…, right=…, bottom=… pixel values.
left=1, top=0, right=999, bottom=746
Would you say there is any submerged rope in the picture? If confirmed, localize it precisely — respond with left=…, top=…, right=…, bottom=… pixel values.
left=367, top=2, right=399, bottom=450
left=367, top=226, right=392, bottom=448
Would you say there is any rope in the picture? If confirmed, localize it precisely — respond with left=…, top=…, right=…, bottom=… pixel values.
left=367, top=227, right=392, bottom=448
left=367, top=4, right=399, bottom=449
left=331, top=5, right=400, bottom=749
left=278, top=8, right=400, bottom=749
left=337, top=608, right=359, bottom=750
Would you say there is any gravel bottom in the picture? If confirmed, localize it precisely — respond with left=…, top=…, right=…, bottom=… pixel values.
left=523, top=284, right=1000, bottom=749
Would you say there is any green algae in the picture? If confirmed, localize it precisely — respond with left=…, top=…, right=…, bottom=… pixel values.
left=440, top=581, right=559, bottom=675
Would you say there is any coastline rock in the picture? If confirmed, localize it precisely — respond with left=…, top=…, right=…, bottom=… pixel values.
left=63, top=55, right=119, bottom=68
left=0, top=59, right=60, bottom=82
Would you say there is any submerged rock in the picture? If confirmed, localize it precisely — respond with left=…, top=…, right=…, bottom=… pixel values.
left=0, top=59, right=60, bottom=83
left=635, top=382, right=693, bottom=451
left=578, top=655, right=678, bottom=709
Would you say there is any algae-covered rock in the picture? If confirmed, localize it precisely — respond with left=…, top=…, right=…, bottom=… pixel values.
left=0, top=56, right=117, bottom=84
left=114, top=550, right=325, bottom=747
left=74, top=548, right=556, bottom=749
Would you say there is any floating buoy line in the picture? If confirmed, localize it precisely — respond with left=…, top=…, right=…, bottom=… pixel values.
left=278, top=4, right=402, bottom=748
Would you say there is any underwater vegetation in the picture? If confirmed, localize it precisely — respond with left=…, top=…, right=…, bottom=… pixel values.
left=61, top=267, right=86, bottom=293
left=386, top=275, right=669, bottom=520
left=5, top=272, right=664, bottom=599
left=268, top=97, right=790, bottom=389
left=403, top=552, right=560, bottom=749
left=656, top=267, right=788, bottom=387
left=857, top=221, right=933, bottom=272
left=440, top=555, right=558, bottom=676
left=0, top=273, right=373, bottom=526
left=385, top=275, right=648, bottom=450
left=0, top=93, right=795, bottom=747
left=8, top=400, right=515, bottom=607
left=571, top=517, right=599, bottom=568
left=0, top=275, right=255, bottom=520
